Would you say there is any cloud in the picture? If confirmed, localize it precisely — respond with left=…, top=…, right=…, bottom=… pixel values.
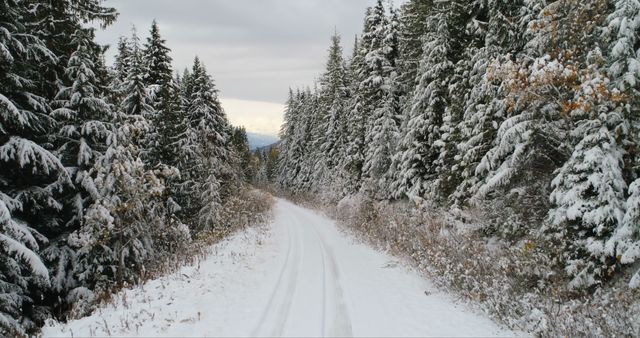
left=94, top=0, right=405, bottom=133
left=96, top=0, right=384, bottom=102
left=221, top=97, right=284, bottom=137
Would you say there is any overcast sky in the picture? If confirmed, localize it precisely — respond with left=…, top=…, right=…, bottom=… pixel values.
left=96, top=0, right=396, bottom=136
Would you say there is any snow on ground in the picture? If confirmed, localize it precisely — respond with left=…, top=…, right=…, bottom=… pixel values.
left=43, top=198, right=520, bottom=337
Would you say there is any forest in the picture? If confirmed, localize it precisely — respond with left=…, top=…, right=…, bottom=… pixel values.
left=0, top=0, right=264, bottom=335
left=3, top=0, right=640, bottom=336
left=273, top=0, right=640, bottom=335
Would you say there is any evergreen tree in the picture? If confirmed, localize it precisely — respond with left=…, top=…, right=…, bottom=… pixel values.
left=548, top=65, right=629, bottom=288
left=430, top=0, right=477, bottom=202
left=602, top=0, right=640, bottom=289
left=472, top=1, right=608, bottom=239
left=293, top=89, right=320, bottom=193
left=112, top=37, right=131, bottom=85
left=142, top=20, right=175, bottom=168
left=51, top=28, right=115, bottom=230
left=451, top=0, right=528, bottom=204
left=318, top=33, right=351, bottom=198
left=119, top=28, right=155, bottom=166
left=393, top=1, right=455, bottom=199
left=27, top=0, right=117, bottom=102
left=277, top=89, right=298, bottom=189
left=610, top=179, right=640, bottom=288
left=176, top=57, right=230, bottom=229
left=45, top=28, right=116, bottom=304
left=121, top=29, right=153, bottom=121
left=0, top=0, right=70, bottom=334
left=396, top=0, right=434, bottom=109
left=362, top=4, right=401, bottom=198
left=342, top=36, right=368, bottom=194
left=71, top=110, right=183, bottom=293
left=150, top=75, right=184, bottom=168
left=230, top=126, right=253, bottom=182
left=143, top=20, right=173, bottom=88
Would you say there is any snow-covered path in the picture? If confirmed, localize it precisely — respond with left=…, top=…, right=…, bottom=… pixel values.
left=43, top=199, right=517, bottom=337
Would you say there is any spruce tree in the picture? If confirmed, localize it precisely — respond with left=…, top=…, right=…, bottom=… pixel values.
left=142, top=20, right=175, bottom=168
left=277, top=89, right=298, bottom=190
left=363, top=4, right=401, bottom=198
left=143, top=20, right=173, bottom=88
left=451, top=0, right=528, bottom=204
left=342, top=36, right=368, bottom=194
left=602, top=0, right=640, bottom=289
left=121, top=29, right=153, bottom=121
left=396, top=0, right=434, bottom=109
left=0, top=0, right=70, bottom=334
left=611, top=180, right=640, bottom=288
left=27, top=0, right=117, bottom=102
left=318, top=33, right=350, bottom=198
left=548, top=68, right=629, bottom=288
left=112, top=37, right=131, bottom=85
left=51, top=28, right=115, bottom=229
left=44, top=28, right=116, bottom=303
left=176, top=57, right=230, bottom=229
left=393, top=1, right=454, bottom=199
left=230, top=126, right=253, bottom=182
left=430, top=0, right=476, bottom=202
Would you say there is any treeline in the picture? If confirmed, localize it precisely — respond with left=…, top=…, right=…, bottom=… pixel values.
left=253, top=145, right=280, bottom=187
left=277, top=0, right=640, bottom=291
left=0, top=1, right=253, bottom=335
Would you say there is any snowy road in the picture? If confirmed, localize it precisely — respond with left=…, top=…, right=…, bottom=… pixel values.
left=43, top=199, right=517, bottom=337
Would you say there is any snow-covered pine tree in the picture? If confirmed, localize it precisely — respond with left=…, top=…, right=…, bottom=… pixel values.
left=119, top=28, right=155, bottom=161
left=26, top=0, right=117, bottom=102
left=342, top=36, right=368, bottom=194
left=70, top=114, right=184, bottom=293
left=396, top=0, right=434, bottom=110
left=176, top=57, right=231, bottom=229
left=548, top=53, right=629, bottom=289
left=317, top=33, right=351, bottom=199
left=451, top=1, right=526, bottom=205
left=229, top=126, right=253, bottom=182
left=603, top=0, right=640, bottom=288
left=142, top=20, right=175, bottom=168
left=0, top=0, right=71, bottom=334
left=51, top=27, right=115, bottom=231
left=293, top=88, right=320, bottom=193
left=112, top=37, right=131, bottom=85
left=143, top=20, right=173, bottom=88
left=277, top=89, right=297, bottom=189
left=429, top=0, right=478, bottom=202
left=71, top=34, right=184, bottom=296
left=121, top=29, right=153, bottom=119
left=278, top=89, right=313, bottom=194
left=151, top=75, right=184, bottom=169
left=392, top=0, right=454, bottom=199
left=472, top=0, right=607, bottom=238
left=612, top=180, right=640, bottom=288
left=362, top=3, right=401, bottom=199
left=264, top=147, right=280, bottom=184
left=44, top=28, right=116, bottom=304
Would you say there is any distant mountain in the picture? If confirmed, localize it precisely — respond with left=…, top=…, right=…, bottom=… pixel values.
left=254, top=141, right=280, bottom=153
left=247, top=132, right=279, bottom=150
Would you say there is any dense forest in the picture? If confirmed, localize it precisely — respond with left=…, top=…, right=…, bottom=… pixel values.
left=276, top=0, right=640, bottom=312
left=0, top=0, right=258, bottom=335
left=4, top=0, right=640, bottom=335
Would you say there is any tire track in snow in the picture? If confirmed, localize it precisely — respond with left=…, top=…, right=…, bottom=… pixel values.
left=308, top=212, right=353, bottom=337
left=251, top=210, right=302, bottom=337
left=316, top=228, right=328, bottom=337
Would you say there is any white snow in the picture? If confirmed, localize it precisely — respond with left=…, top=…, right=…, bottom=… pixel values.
left=42, top=199, right=519, bottom=337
